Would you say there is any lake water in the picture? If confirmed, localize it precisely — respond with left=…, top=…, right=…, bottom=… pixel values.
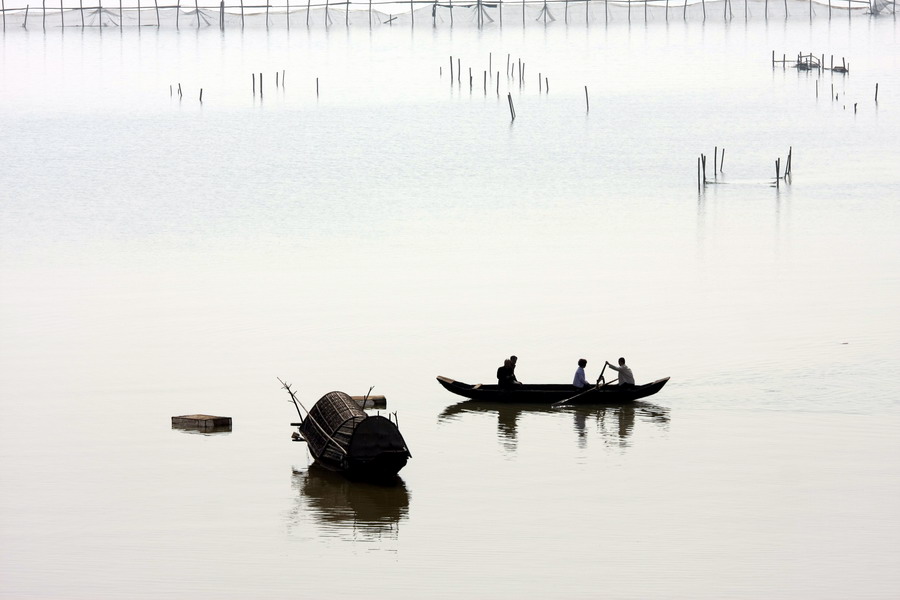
left=1, top=8, right=899, bottom=599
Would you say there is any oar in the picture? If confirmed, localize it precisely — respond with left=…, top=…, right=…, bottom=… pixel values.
left=595, top=362, right=608, bottom=386
left=552, top=383, right=599, bottom=407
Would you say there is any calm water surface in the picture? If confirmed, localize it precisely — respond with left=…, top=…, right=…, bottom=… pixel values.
left=1, top=13, right=899, bottom=599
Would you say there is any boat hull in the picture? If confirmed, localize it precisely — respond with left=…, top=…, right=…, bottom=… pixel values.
left=436, top=375, right=669, bottom=405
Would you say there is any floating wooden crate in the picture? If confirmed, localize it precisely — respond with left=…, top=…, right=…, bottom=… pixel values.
left=172, top=414, right=232, bottom=430
left=351, top=395, right=386, bottom=409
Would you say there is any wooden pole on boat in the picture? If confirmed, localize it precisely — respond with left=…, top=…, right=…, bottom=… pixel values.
left=507, top=93, right=516, bottom=120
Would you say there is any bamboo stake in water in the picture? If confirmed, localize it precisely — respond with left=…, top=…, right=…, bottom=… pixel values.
left=875, top=83, right=879, bottom=103
left=585, top=86, right=589, bottom=112
left=507, top=93, right=516, bottom=120
left=200, top=88, right=203, bottom=102
left=545, top=77, right=548, bottom=92
left=698, top=157, right=701, bottom=193
left=720, top=148, right=725, bottom=172
left=497, top=71, right=500, bottom=95
left=252, top=73, right=256, bottom=95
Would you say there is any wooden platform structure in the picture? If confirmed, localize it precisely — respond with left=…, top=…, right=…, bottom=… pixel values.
left=171, top=414, right=232, bottom=430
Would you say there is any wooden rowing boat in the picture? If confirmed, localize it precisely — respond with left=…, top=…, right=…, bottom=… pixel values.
left=436, top=375, right=670, bottom=405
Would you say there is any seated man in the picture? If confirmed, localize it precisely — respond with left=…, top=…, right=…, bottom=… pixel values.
left=605, top=357, right=635, bottom=387
left=497, top=359, right=516, bottom=389
left=572, top=358, right=590, bottom=388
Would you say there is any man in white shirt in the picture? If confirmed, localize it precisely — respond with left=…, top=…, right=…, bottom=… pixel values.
left=573, top=358, right=590, bottom=388
left=606, top=357, right=635, bottom=387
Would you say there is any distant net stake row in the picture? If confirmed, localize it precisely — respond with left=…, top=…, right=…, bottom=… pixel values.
left=1, top=0, right=895, bottom=30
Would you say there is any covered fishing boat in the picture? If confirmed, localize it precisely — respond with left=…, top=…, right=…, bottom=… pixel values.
left=281, top=381, right=410, bottom=482
left=436, top=375, right=670, bottom=405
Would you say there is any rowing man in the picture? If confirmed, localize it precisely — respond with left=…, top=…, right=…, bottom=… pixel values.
left=605, top=357, right=635, bottom=387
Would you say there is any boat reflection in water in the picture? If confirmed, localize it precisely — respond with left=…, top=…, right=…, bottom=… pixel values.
left=290, top=464, right=410, bottom=541
left=438, top=400, right=670, bottom=450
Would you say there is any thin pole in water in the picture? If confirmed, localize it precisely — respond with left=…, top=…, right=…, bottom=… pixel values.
left=585, top=86, right=589, bottom=112
left=697, top=157, right=701, bottom=193
left=507, top=93, right=516, bottom=120
left=875, top=83, right=879, bottom=103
